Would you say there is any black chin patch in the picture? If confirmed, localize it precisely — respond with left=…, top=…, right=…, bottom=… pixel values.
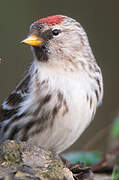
left=33, top=45, right=49, bottom=61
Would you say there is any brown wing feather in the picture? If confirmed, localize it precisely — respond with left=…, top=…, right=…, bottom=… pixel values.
left=0, top=69, right=31, bottom=121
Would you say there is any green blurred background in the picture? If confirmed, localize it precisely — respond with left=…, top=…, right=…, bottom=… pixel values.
left=0, top=0, right=119, bottom=152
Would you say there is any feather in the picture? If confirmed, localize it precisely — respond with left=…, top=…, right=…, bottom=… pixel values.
left=0, top=68, right=31, bottom=122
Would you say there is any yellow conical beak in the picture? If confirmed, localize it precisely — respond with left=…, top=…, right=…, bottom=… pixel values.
left=22, top=35, right=43, bottom=46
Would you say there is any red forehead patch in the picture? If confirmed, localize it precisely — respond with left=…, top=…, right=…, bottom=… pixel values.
left=36, top=15, right=64, bottom=26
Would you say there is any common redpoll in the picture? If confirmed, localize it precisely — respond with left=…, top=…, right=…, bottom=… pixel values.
left=0, top=15, right=103, bottom=153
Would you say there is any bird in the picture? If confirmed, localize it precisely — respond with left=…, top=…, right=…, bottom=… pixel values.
left=0, top=15, right=103, bottom=154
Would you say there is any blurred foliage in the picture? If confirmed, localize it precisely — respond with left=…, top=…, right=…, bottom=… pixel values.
left=63, top=151, right=102, bottom=166
left=111, top=116, right=119, bottom=137
left=111, top=165, right=119, bottom=180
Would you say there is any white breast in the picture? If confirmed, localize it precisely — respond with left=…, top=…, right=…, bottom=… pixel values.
left=27, top=62, right=98, bottom=153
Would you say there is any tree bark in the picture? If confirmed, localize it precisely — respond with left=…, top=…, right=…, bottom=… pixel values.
left=0, top=140, right=111, bottom=180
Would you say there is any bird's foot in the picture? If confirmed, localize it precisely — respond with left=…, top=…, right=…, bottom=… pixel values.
left=60, top=156, right=94, bottom=180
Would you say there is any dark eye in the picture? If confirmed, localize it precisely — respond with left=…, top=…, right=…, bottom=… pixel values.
left=52, top=29, right=60, bottom=36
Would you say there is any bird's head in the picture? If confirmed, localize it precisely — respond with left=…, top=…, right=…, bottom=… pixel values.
left=22, top=15, right=94, bottom=66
